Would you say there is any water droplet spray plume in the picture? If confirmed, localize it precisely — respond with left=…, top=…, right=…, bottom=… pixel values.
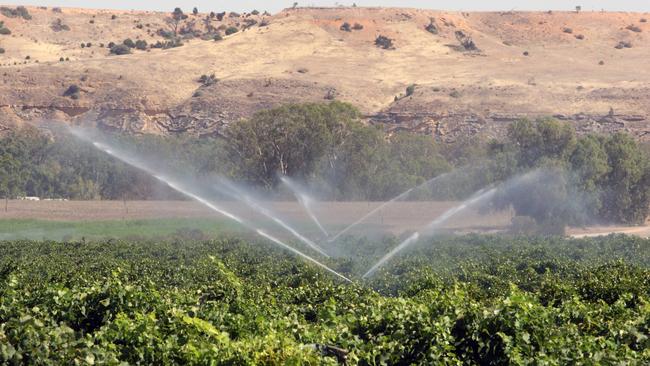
left=279, top=176, right=329, bottom=237
left=362, top=186, right=497, bottom=279
left=328, top=171, right=452, bottom=242
left=70, top=129, right=351, bottom=283
left=214, top=178, right=329, bottom=257
left=362, top=169, right=544, bottom=279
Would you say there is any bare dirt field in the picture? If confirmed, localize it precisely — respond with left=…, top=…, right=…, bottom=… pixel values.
left=1, top=200, right=647, bottom=238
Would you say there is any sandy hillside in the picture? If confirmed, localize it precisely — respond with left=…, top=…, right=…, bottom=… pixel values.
left=0, top=6, right=649, bottom=140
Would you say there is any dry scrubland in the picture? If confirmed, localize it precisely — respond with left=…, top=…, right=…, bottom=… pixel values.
left=0, top=6, right=648, bottom=141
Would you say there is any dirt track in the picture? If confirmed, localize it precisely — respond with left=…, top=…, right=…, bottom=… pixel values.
left=1, top=200, right=647, bottom=238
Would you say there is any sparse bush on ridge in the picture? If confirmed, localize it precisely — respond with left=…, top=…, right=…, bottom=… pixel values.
left=225, top=26, right=238, bottom=35
left=626, top=24, right=642, bottom=33
left=340, top=22, right=351, bottom=32
left=109, top=44, right=131, bottom=55
left=152, top=38, right=183, bottom=49
left=0, top=22, right=10, bottom=35
left=50, top=18, right=70, bottom=32
left=425, top=19, right=438, bottom=34
left=63, top=84, right=80, bottom=99
left=134, top=39, right=147, bottom=50
left=455, top=30, right=479, bottom=51
left=615, top=40, right=632, bottom=49
left=375, top=35, right=394, bottom=49
left=0, top=6, right=32, bottom=20
left=123, top=38, right=135, bottom=48
left=198, top=73, right=218, bottom=86
left=405, top=84, right=416, bottom=97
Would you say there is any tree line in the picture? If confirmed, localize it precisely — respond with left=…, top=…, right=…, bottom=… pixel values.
left=1, top=102, right=648, bottom=227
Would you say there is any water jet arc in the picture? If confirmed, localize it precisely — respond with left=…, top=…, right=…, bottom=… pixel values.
left=362, top=187, right=497, bottom=279
left=72, top=132, right=351, bottom=283
left=215, top=179, right=329, bottom=257
left=280, top=176, right=330, bottom=237
left=328, top=172, right=452, bottom=242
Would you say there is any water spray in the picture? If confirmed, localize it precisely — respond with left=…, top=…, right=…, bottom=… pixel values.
left=362, top=186, right=498, bottom=279
left=361, top=169, right=545, bottom=278
left=328, top=171, right=452, bottom=242
left=70, top=130, right=351, bottom=283
left=280, top=176, right=330, bottom=237
left=215, top=179, right=329, bottom=257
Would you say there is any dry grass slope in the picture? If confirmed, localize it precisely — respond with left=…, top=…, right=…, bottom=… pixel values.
left=0, top=6, right=649, bottom=140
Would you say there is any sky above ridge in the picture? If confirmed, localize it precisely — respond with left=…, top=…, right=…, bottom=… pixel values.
left=10, top=1, right=650, bottom=13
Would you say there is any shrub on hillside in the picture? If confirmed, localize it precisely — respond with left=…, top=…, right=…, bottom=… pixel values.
left=626, top=24, right=642, bottom=33
left=50, top=18, right=70, bottom=32
left=152, top=38, right=183, bottom=49
left=455, top=30, right=479, bottom=51
left=375, top=35, right=394, bottom=49
left=615, top=41, right=632, bottom=49
left=134, top=39, right=147, bottom=50
left=157, top=29, right=175, bottom=39
left=340, top=22, right=351, bottom=32
left=352, top=23, right=363, bottom=30
left=0, top=21, right=10, bottom=34
left=123, top=38, right=136, bottom=48
left=562, top=27, right=573, bottom=34
left=225, top=26, right=238, bottom=35
left=109, top=44, right=131, bottom=55
left=198, top=73, right=218, bottom=86
left=425, top=19, right=438, bottom=34
left=0, top=6, right=32, bottom=20
left=0, top=48, right=5, bottom=54
left=405, top=84, right=416, bottom=97
left=63, top=84, right=80, bottom=98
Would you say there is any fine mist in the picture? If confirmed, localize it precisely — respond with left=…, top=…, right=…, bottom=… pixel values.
left=67, top=126, right=351, bottom=283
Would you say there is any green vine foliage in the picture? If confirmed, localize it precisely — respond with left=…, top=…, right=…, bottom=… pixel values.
left=0, top=234, right=648, bottom=364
